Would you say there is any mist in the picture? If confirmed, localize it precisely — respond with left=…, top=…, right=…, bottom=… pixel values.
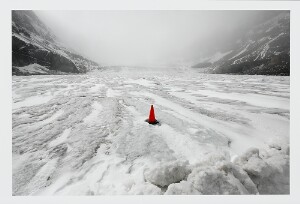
left=35, top=10, right=282, bottom=67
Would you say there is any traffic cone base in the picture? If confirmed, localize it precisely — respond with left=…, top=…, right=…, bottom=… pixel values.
left=145, top=118, right=160, bottom=125
left=146, top=105, right=160, bottom=125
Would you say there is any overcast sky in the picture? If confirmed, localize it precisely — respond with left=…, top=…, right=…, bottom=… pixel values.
left=35, top=10, right=279, bottom=66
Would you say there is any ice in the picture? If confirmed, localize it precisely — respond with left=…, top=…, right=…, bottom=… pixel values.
left=190, top=89, right=289, bottom=110
left=125, top=78, right=155, bottom=87
left=164, top=144, right=288, bottom=195
left=218, top=162, right=259, bottom=194
left=234, top=144, right=289, bottom=194
left=106, top=88, right=122, bottom=97
left=83, top=102, right=103, bottom=125
left=13, top=92, right=54, bottom=110
left=89, top=84, right=104, bottom=93
left=144, top=160, right=191, bottom=187
left=37, top=110, right=64, bottom=126
left=127, top=183, right=162, bottom=195
left=12, top=67, right=289, bottom=195
left=186, top=166, right=243, bottom=194
left=165, top=180, right=201, bottom=195
left=157, top=124, right=220, bottom=164
left=48, top=128, right=71, bottom=147
left=131, top=91, right=264, bottom=156
left=25, top=158, right=58, bottom=195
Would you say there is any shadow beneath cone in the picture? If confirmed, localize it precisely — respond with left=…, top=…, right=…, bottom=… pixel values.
left=145, top=119, right=161, bottom=126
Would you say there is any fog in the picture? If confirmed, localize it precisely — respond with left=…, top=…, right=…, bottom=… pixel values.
left=35, top=10, right=281, bottom=66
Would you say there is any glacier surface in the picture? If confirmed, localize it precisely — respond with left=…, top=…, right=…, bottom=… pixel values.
left=12, top=67, right=289, bottom=195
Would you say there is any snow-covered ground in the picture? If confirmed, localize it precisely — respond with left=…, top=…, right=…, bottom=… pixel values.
left=12, top=67, right=290, bottom=195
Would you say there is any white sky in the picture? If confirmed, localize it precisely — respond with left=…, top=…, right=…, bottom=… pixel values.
left=35, top=10, right=277, bottom=66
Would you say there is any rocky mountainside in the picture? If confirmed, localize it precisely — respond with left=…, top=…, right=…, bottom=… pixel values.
left=12, top=10, right=100, bottom=75
left=192, top=11, right=290, bottom=75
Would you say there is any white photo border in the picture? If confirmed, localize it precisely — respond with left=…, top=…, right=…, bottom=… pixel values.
left=1, top=0, right=299, bottom=203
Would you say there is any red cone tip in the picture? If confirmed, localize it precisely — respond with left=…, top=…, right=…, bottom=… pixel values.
left=148, top=105, right=156, bottom=123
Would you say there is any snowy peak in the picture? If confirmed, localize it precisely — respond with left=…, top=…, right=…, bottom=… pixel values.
left=12, top=10, right=100, bottom=75
left=192, top=11, right=290, bottom=75
left=12, top=10, right=56, bottom=43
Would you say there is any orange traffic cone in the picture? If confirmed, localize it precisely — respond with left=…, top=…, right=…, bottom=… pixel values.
left=146, top=105, right=159, bottom=125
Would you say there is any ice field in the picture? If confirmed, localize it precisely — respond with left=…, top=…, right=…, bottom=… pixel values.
left=12, top=67, right=290, bottom=195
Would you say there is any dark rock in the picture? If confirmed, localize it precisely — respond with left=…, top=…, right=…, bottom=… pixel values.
left=12, top=10, right=100, bottom=75
left=192, top=11, right=290, bottom=76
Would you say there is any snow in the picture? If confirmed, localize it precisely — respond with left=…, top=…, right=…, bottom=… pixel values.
left=37, top=110, right=64, bottom=126
left=234, top=144, right=289, bottom=194
left=48, top=128, right=71, bottom=148
left=163, top=143, right=289, bottom=195
left=25, top=158, right=59, bottom=195
left=106, top=88, right=122, bottom=97
left=185, top=166, right=243, bottom=194
left=255, top=33, right=285, bottom=60
left=229, top=44, right=251, bottom=60
left=83, top=101, right=103, bottom=125
left=165, top=180, right=201, bottom=195
left=125, top=78, right=155, bottom=87
left=13, top=33, right=32, bottom=45
left=14, top=63, right=49, bottom=74
left=144, top=160, right=191, bottom=187
left=13, top=33, right=47, bottom=51
left=13, top=92, right=54, bottom=110
left=89, top=84, right=104, bottom=93
left=12, top=67, right=289, bottom=195
left=189, top=89, right=289, bottom=110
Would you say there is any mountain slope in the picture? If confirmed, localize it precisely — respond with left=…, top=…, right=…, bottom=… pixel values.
left=192, top=11, right=290, bottom=76
left=12, top=10, right=100, bottom=75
